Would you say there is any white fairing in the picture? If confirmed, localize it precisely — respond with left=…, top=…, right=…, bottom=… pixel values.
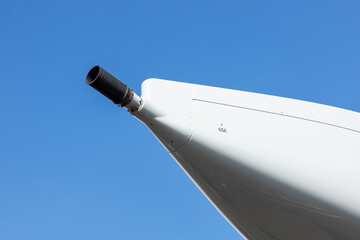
left=133, top=79, right=360, bottom=240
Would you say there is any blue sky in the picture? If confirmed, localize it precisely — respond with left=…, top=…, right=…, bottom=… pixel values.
left=1, top=1, right=359, bottom=239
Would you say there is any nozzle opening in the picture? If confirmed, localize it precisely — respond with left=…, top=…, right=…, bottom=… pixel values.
left=86, top=66, right=101, bottom=85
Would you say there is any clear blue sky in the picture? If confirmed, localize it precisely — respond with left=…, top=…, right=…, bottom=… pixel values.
left=1, top=1, right=359, bottom=239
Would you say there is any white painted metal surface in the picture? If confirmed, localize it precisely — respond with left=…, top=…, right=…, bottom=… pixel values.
left=132, top=79, right=360, bottom=240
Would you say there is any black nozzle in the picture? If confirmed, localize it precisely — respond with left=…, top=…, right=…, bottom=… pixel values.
left=86, top=66, right=132, bottom=106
